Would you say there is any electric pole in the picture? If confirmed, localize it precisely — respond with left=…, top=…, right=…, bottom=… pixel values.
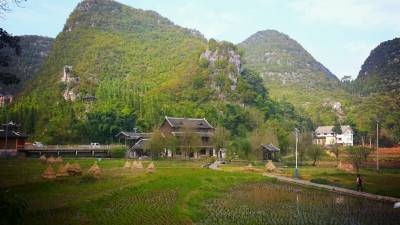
left=376, top=119, right=379, bottom=171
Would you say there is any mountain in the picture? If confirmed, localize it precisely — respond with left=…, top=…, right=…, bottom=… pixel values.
left=0, top=35, right=53, bottom=95
left=3, top=0, right=311, bottom=148
left=355, top=38, right=400, bottom=93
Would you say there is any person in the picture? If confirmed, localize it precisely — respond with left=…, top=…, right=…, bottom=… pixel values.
left=357, top=174, right=363, bottom=193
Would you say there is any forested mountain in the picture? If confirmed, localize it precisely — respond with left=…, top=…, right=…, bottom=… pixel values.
left=238, top=30, right=352, bottom=105
left=0, top=35, right=53, bottom=95
left=355, top=38, right=400, bottom=93
left=1, top=0, right=313, bottom=152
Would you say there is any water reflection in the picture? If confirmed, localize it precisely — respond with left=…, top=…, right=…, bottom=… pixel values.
left=198, top=182, right=400, bottom=225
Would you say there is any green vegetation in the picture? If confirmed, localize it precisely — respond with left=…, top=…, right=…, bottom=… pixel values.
left=0, top=35, right=53, bottom=95
left=110, top=145, right=127, bottom=158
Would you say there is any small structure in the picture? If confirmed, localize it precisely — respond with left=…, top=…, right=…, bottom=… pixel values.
left=0, top=121, right=29, bottom=154
left=124, top=161, right=131, bottom=169
left=258, top=143, right=280, bottom=161
left=56, top=164, right=69, bottom=177
left=315, top=125, right=354, bottom=146
left=0, top=94, right=13, bottom=107
left=38, top=155, right=47, bottom=164
left=47, top=156, right=56, bottom=164
left=146, top=162, right=156, bottom=173
left=88, top=162, right=101, bottom=179
left=265, top=160, right=276, bottom=172
left=81, top=95, right=97, bottom=113
left=245, top=163, right=254, bottom=171
left=55, top=156, right=63, bottom=164
left=337, top=160, right=354, bottom=173
left=42, top=166, right=56, bottom=179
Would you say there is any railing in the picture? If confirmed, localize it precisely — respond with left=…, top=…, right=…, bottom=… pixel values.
left=24, top=145, right=112, bottom=150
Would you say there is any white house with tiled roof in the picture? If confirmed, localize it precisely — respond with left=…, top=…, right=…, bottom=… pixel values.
left=315, top=125, right=354, bottom=146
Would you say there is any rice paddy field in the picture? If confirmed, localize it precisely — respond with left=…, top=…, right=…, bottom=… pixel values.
left=1, top=158, right=400, bottom=224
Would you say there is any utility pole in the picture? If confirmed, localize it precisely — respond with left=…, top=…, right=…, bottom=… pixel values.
left=295, top=128, right=299, bottom=179
left=4, top=114, right=9, bottom=156
left=376, top=119, right=379, bottom=171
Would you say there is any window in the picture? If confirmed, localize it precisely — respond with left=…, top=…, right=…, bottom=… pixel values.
left=317, top=133, right=320, bottom=135
left=331, top=133, right=334, bottom=135
left=338, top=138, right=342, bottom=141
left=324, top=133, right=327, bottom=135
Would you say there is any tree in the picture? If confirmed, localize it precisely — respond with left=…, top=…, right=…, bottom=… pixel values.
left=238, top=138, right=252, bottom=160
left=1, top=0, right=27, bottom=85
left=359, top=146, right=373, bottom=162
left=307, top=145, right=324, bottom=166
left=211, top=126, right=230, bottom=157
left=297, top=132, right=312, bottom=163
left=331, top=146, right=340, bottom=166
left=145, top=129, right=164, bottom=159
left=166, top=136, right=178, bottom=158
left=347, top=146, right=365, bottom=173
left=331, top=119, right=342, bottom=145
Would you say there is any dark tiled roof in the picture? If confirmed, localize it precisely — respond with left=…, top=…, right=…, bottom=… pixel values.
left=81, top=95, right=97, bottom=100
left=115, top=132, right=152, bottom=139
left=172, top=132, right=213, bottom=137
left=315, top=125, right=354, bottom=134
left=0, top=130, right=29, bottom=138
left=164, top=116, right=214, bottom=129
left=132, top=139, right=149, bottom=150
left=261, top=143, right=280, bottom=152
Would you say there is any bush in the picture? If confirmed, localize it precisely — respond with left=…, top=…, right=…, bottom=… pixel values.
left=310, top=178, right=331, bottom=185
left=110, top=145, right=127, bottom=158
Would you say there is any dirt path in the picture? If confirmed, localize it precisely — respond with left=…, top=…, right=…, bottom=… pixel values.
left=209, top=161, right=400, bottom=203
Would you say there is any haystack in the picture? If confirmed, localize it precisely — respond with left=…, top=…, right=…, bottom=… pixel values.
left=137, top=161, right=143, bottom=169
left=124, top=161, right=131, bottom=169
left=265, top=160, right=276, bottom=172
left=146, top=162, right=156, bottom=174
left=337, top=160, right=354, bottom=173
left=326, top=150, right=331, bottom=155
left=56, top=164, right=69, bottom=177
left=67, top=161, right=82, bottom=176
left=64, top=162, right=71, bottom=170
left=38, top=155, right=47, bottom=164
left=131, top=161, right=137, bottom=169
left=330, top=153, right=336, bottom=158
left=55, top=156, right=63, bottom=164
left=47, top=156, right=56, bottom=164
left=245, top=163, right=254, bottom=172
left=42, top=166, right=56, bottom=179
left=88, top=162, right=101, bottom=179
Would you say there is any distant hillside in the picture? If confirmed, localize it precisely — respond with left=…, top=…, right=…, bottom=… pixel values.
left=356, top=38, right=400, bottom=93
left=0, top=35, right=53, bottom=95
left=3, top=0, right=312, bottom=147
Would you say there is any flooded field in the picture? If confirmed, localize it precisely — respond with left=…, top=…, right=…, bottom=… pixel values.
left=198, top=182, right=400, bottom=225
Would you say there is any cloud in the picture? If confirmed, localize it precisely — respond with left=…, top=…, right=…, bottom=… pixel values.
left=290, top=0, right=400, bottom=30
left=342, top=40, right=377, bottom=53
left=181, top=19, right=229, bottom=39
left=178, top=3, right=197, bottom=13
left=205, top=12, right=216, bottom=19
left=221, top=12, right=243, bottom=23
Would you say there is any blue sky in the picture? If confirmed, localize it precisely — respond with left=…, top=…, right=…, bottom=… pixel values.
left=2, top=0, right=399, bottom=79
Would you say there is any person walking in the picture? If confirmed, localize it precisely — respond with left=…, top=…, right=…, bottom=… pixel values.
left=357, top=174, right=363, bottom=193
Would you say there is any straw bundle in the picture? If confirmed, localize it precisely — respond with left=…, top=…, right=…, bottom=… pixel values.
left=330, top=153, right=336, bottom=158
left=137, top=161, right=143, bottom=169
left=337, top=160, right=353, bottom=173
left=131, top=161, right=137, bottom=169
left=245, top=163, right=254, bottom=171
left=146, top=162, right=156, bottom=174
left=56, top=164, right=69, bottom=177
left=88, top=162, right=101, bottom=179
left=55, top=156, right=63, bottom=164
left=64, top=162, right=71, bottom=170
left=42, top=166, right=56, bottom=179
left=124, top=161, right=131, bottom=169
left=38, top=155, right=47, bottom=164
left=67, top=161, right=82, bottom=176
left=326, top=151, right=331, bottom=155
left=47, top=156, right=56, bottom=164
left=265, top=160, right=276, bottom=172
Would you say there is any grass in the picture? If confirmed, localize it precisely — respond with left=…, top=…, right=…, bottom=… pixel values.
left=0, top=158, right=274, bottom=225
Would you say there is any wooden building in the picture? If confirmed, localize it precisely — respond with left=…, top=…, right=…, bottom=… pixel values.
left=258, top=143, right=280, bottom=161
left=0, top=122, right=29, bottom=155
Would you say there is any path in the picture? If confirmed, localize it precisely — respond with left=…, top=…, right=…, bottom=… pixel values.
left=209, top=161, right=400, bottom=203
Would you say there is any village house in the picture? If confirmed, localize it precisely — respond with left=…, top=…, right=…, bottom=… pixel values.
left=115, top=116, right=216, bottom=158
left=0, top=121, right=29, bottom=156
left=0, top=94, right=13, bottom=107
left=315, top=125, right=354, bottom=146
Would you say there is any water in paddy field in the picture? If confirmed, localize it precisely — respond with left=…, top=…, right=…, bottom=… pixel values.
left=199, top=182, right=400, bottom=225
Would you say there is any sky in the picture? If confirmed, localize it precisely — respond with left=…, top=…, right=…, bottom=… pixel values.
left=2, top=0, right=399, bottom=80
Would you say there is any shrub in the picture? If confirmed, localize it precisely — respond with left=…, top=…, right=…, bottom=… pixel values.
left=310, top=178, right=331, bottom=185
left=110, top=145, right=127, bottom=158
left=79, top=173, right=97, bottom=184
